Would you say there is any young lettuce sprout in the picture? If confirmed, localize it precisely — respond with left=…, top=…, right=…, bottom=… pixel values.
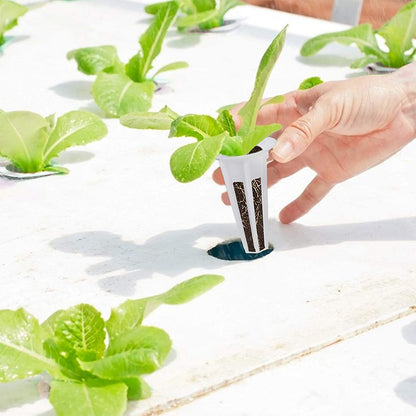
left=301, top=1, right=416, bottom=69
left=121, top=25, right=288, bottom=182
left=67, top=2, right=188, bottom=117
left=0, top=274, right=224, bottom=416
left=0, top=0, right=27, bottom=46
left=146, top=0, right=244, bottom=31
left=0, top=110, right=107, bottom=174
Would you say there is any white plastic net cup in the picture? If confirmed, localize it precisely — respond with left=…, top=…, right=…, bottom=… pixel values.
left=217, top=137, right=276, bottom=253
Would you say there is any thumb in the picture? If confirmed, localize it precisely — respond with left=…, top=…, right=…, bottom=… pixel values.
left=271, top=99, right=335, bottom=163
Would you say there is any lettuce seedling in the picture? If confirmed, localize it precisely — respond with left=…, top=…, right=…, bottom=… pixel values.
left=67, top=2, right=187, bottom=117
left=0, top=274, right=224, bottom=416
left=121, top=26, right=287, bottom=182
left=0, top=110, right=107, bottom=174
left=0, top=0, right=27, bottom=46
left=146, top=0, right=243, bottom=31
left=301, top=1, right=416, bottom=69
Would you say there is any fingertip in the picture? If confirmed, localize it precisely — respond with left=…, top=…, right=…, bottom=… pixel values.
left=221, top=192, right=231, bottom=205
left=271, top=138, right=295, bottom=163
left=212, top=167, right=225, bottom=185
left=279, top=207, right=296, bottom=224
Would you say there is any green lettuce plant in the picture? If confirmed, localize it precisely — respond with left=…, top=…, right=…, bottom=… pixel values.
left=0, top=274, right=224, bottom=416
left=0, top=0, right=27, bottom=46
left=120, top=26, right=287, bottom=182
left=145, top=0, right=243, bottom=31
left=67, top=1, right=187, bottom=117
left=0, top=110, right=107, bottom=174
left=300, top=1, right=416, bottom=69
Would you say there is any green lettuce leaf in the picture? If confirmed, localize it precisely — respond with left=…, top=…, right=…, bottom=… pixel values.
left=49, top=379, right=128, bottom=416
left=120, top=111, right=174, bottom=130
left=106, top=274, right=224, bottom=340
left=0, top=0, right=27, bottom=46
left=136, top=1, right=179, bottom=81
left=43, top=338, right=92, bottom=381
left=377, top=1, right=416, bottom=67
left=179, top=0, right=199, bottom=14
left=160, top=105, right=180, bottom=119
left=121, top=376, right=151, bottom=400
left=106, top=326, right=172, bottom=364
left=0, top=309, right=61, bottom=381
left=218, top=0, right=243, bottom=17
left=41, top=309, right=65, bottom=338
left=78, top=348, right=160, bottom=378
left=196, top=16, right=223, bottom=30
left=44, top=165, right=69, bottom=174
left=169, top=114, right=225, bottom=140
left=120, top=105, right=180, bottom=130
left=67, top=45, right=124, bottom=75
left=125, top=52, right=142, bottom=83
left=92, top=72, right=155, bottom=117
left=241, top=123, right=281, bottom=154
left=152, top=60, right=189, bottom=78
left=300, top=24, right=387, bottom=64
left=45, top=113, right=56, bottom=133
left=42, top=111, right=108, bottom=166
left=52, top=304, right=106, bottom=361
left=189, top=0, right=219, bottom=29
left=298, top=76, right=323, bottom=90
left=350, top=55, right=379, bottom=68
left=144, top=1, right=169, bottom=15
left=238, top=25, right=287, bottom=137
left=259, top=95, right=284, bottom=108
left=170, top=132, right=226, bottom=181
left=175, top=0, right=242, bottom=30
left=192, top=0, right=216, bottom=12
left=0, top=110, right=107, bottom=173
left=0, top=111, right=49, bottom=173
left=220, top=135, right=244, bottom=156
left=217, top=109, right=236, bottom=136
left=126, top=56, right=188, bottom=83
left=300, top=3, right=416, bottom=68
left=177, top=9, right=218, bottom=29
left=106, top=298, right=160, bottom=342
left=160, top=274, right=224, bottom=304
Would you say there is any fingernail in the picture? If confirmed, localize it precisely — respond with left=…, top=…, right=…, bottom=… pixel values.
left=272, top=140, right=293, bottom=161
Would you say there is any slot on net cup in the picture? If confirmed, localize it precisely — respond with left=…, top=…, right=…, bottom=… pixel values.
left=216, top=137, right=276, bottom=254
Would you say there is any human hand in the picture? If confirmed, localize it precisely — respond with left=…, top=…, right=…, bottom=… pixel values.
left=241, top=0, right=406, bottom=28
left=241, top=0, right=332, bottom=20
left=213, top=63, right=416, bottom=223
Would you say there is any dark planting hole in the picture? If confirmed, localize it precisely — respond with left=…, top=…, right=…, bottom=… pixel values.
left=222, top=19, right=238, bottom=27
left=6, top=164, right=21, bottom=172
left=249, top=146, right=262, bottom=154
left=208, top=239, right=273, bottom=261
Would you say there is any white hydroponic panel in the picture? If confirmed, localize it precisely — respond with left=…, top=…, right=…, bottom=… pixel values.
left=166, top=313, right=416, bottom=416
left=0, top=2, right=415, bottom=415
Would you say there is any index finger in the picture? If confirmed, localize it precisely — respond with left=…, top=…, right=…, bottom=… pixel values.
left=229, top=90, right=304, bottom=136
left=255, top=91, right=301, bottom=129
